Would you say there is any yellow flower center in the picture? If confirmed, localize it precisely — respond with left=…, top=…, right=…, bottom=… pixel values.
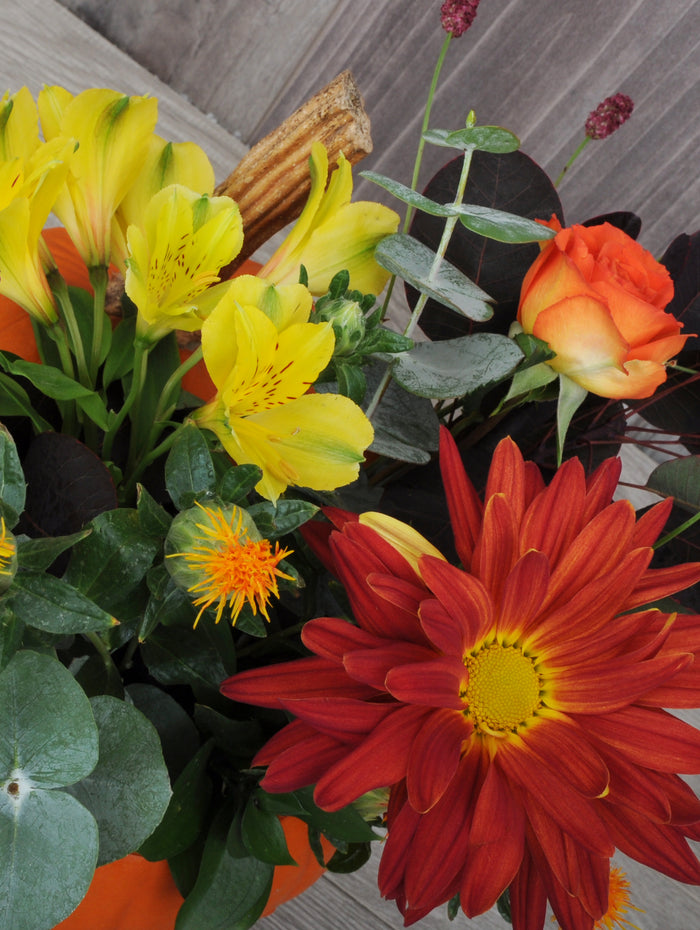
left=465, top=643, right=542, bottom=735
left=172, top=507, right=293, bottom=627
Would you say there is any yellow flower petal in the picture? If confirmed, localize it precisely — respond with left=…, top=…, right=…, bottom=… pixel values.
left=359, top=512, right=446, bottom=574
left=0, top=87, right=40, bottom=162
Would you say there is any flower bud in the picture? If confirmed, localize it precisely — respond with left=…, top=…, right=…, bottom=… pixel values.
left=440, top=0, right=480, bottom=37
left=584, top=93, right=634, bottom=140
left=315, top=297, right=366, bottom=356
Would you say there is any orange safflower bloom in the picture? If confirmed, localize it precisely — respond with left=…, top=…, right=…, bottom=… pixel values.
left=222, top=427, right=700, bottom=930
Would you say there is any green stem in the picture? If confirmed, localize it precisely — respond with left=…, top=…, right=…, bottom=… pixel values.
left=88, top=264, right=109, bottom=382
left=654, top=509, right=700, bottom=550
left=85, top=630, right=113, bottom=673
left=49, top=272, right=91, bottom=386
left=554, top=135, right=591, bottom=187
left=154, top=346, right=204, bottom=425
left=102, top=339, right=150, bottom=463
left=380, top=33, right=453, bottom=321
left=366, top=146, right=475, bottom=419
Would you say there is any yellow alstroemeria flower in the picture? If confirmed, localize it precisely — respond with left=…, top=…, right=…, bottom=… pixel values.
left=0, top=87, right=41, bottom=163
left=192, top=284, right=374, bottom=502
left=38, top=86, right=158, bottom=267
left=124, top=183, right=243, bottom=342
left=259, top=141, right=399, bottom=296
left=111, top=134, right=216, bottom=271
left=0, top=138, right=74, bottom=323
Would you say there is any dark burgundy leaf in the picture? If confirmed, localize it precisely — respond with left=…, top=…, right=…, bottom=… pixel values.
left=406, top=150, right=564, bottom=340
left=19, top=432, right=118, bottom=538
left=660, top=230, right=700, bottom=352
left=581, top=211, right=642, bottom=240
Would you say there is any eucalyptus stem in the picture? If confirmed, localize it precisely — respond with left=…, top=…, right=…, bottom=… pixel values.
left=380, top=32, right=453, bottom=320
left=366, top=144, right=475, bottom=420
left=102, top=339, right=150, bottom=463
left=554, top=135, right=591, bottom=187
left=88, top=264, right=109, bottom=382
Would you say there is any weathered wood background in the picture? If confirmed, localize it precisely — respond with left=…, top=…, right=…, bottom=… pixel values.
left=1, top=1, right=699, bottom=927
left=57, top=0, right=700, bottom=256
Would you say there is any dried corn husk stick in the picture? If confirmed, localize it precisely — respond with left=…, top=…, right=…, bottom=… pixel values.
left=216, top=70, right=373, bottom=272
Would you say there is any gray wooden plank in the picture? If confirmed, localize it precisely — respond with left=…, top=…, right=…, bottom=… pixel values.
left=0, top=0, right=247, bottom=182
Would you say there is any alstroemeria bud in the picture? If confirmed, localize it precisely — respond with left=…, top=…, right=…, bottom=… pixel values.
left=584, top=93, right=634, bottom=140
left=315, top=296, right=366, bottom=356
left=440, top=0, right=480, bottom=37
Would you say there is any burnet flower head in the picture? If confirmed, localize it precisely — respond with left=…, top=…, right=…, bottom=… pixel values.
left=222, top=427, right=700, bottom=930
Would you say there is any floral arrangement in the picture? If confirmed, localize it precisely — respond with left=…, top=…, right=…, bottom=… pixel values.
left=0, top=2, right=699, bottom=930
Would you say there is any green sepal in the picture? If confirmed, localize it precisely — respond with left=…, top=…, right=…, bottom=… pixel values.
left=556, top=374, right=588, bottom=465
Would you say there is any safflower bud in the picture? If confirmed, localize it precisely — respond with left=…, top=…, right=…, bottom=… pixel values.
left=584, top=93, right=634, bottom=140
left=440, top=0, right=480, bottom=37
left=315, top=296, right=366, bottom=356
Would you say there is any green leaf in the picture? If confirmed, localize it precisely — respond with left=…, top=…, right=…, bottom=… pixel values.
left=0, top=650, right=98, bottom=788
left=423, top=125, right=520, bottom=153
left=165, top=424, right=217, bottom=510
left=361, top=170, right=457, bottom=216
left=9, top=571, right=116, bottom=634
left=335, top=360, right=367, bottom=404
left=360, top=327, right=414, bottom=355
left=137, top=484, right=173, bottom=537
left=391, top=334, right=524, bottom=399
left=647, top=456, right=700, bottom=512
left=241, top=798, right=296, bottom=865
left=0, top=787, right=98, bottom=930
left=258, top=786, right=375, bottom=844
left=16, top=529, right=91, bottom=572
left=127, top=683, right=200, bottom=780
left=375, top=234, right=493, bottom=321
left=65, top=695, right=172, bottom=865
left=141, top=624, right=229, bottom=693
left=8, top=359, right=110, bottom=431
left=139, top=741, right=213, bottom=861
left=0, top=371, right=52, bottom=432
left=67, top=285, right=112, bottom=369
left=216, top=463, right=263, bottom=505
left=0, top=425, right=25, bottom=527
left=455, top=203, right=555, bottom=243
left=326, top=841, right=371, bottom=873
left=175, top=807, right=273, bottom=930
left=64, top=508, right=161, bottom=614
left=247, top=499, right=319, bottom=539
left=103, top=316, right=137, bottom=388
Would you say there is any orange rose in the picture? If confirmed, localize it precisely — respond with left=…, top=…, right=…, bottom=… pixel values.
left=517, top=218, right=686, bottom=398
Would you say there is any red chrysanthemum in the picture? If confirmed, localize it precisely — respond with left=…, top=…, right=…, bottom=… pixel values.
left=221, top=427, right=700, bottom=930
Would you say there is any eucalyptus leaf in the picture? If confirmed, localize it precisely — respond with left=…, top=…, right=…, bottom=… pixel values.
left=375, top=234, right=493, bottom=321
left=423, top=125, right=520, bottom=153
left=455, top=203, right=555, bottom=243
left=646, top=456, right=700, bottom=512
left=139, top=741, right=213, bottom=862
left=0, top=425, right=25, bottom=527
left=0, top=605, right=22, bottom=672
left=391, top=334, right=524, bottom=399
left=361, top=170, right=457, bottom=216
left=66, top=695, right=172, bottom=865
left=0, top=650, right=98, bottom=788
left=9, top=571, right=116, bottom=634
left=0, top=787, right=98, bottom=930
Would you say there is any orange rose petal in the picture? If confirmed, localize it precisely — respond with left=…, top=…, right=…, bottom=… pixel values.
left=627, top=331, right=689, bottom=364
left=593, top=278, right=683, bottom=348
left=575, top=358, right=667, bottom=399
left=531, top=294, right=628, bottom=375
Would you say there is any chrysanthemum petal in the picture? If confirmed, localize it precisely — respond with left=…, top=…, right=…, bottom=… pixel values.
left=509, top=850, right=548, bottom=930
left=406, top=708, right=471, bottom=812
left=438, top=426, right=483, bottom=568
left=343, top=642, right=437, bottom=691
left=300, top=615, right=385, bottom=662
left=484, top=436, right=529, bottom=523
left=582, top=455, right=622, bottom=522
left=367, top=572, right=429, bottom=616
left=221, top=654, right=373, bottom=708
left=471, top=493, right=519, bottom=600
left=497, top=550, right=550, bottom=641
left=548, top=653, right=691, bottom=714
left=625, top=561, right=700, bottom=610
left=386, top=656, right=467, bottom=709
left=591, top=705, right=700, bottom=772
left=314, top=705, right=432, bottom=811
left=524, top=712, right=610, bottom=798
left=419, top=555, right=493, bottom=647
left=520, top=456, right=586, bottom=569
left=280, top=696, right=396, bottom=741
left=498, top=738, right=614, bottom=857
left=631, top=496, right=674, bottom=547
left=260, top=729, right=350, bottom=794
